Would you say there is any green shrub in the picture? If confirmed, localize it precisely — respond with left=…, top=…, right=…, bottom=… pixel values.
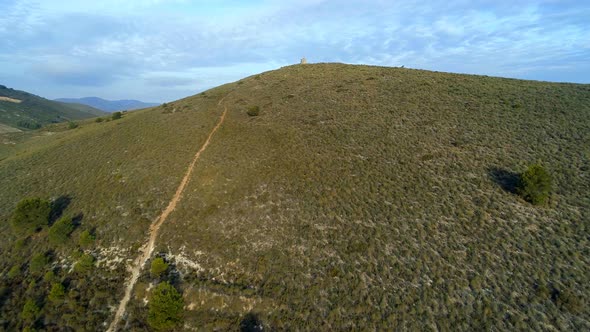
left=517, top=164, right=552, bottom=205
left=29, top=253, right=49, bottom=274
left=247, top=106, right=260, bottom=116
left=44, top=270, right=56, bottom=282
left=21, top=299, right=41, bottom=323
left=48, top=216, right=75, bottom=245
left=15, top=238, right=27, bottom=250
left=150, top=257, right=169, bottom=278
left=79, top=230, right=96, bottom=247
left=147, top=282, right=183, bottom=331
left=7, top=265, right=20, bottom=279
left=17, top=120, right=41, bottom=130
left=68, top=121, right=79, bottom=129
left=10, top=198, right=51, bottom=234
left=48, top=282, right=66, bottom=303
left=74, top=254, right=95, bottom=274
left=95, top=117, right=104, bottom=123
left=112, top=112, right=122, bottom=120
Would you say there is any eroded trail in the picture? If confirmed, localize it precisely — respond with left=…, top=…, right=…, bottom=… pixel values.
left=106, top=96, right=230, bottom=332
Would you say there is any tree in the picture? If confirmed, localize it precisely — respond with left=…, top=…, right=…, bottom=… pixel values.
left=10, top=198, right=51, bottom=234
left=48, top=216, right=74, bottom=245
left=247, top=106, right=260, bottom=116
left=112, top=111, right=122, bottom=120
left=74, top=254, right=95, bottom=274
left=21, top=299, right=41, bottom=323
left=78, top=230, right=95, bottom=247
left=517, top=164, right=552, bottom=205
left=48, top=282, right=66, bottom=303
left=7, top=264, right=21, bottom=279
left=147, top=282, right=183, bottom=331
left=29, top=253, right=49, bottom=274
left=150, top=257, right=169, bottom=278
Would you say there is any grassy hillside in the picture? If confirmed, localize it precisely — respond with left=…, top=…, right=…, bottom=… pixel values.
left=0, top=64, right=589, bottom=331
left=0, top=85, right=106, bottom=130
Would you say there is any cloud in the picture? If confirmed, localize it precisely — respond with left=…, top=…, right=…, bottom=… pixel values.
left=0, top=0, right=588, bottom=102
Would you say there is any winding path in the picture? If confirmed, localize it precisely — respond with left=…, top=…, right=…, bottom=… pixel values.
left=106, top=95, right=230, bottom=332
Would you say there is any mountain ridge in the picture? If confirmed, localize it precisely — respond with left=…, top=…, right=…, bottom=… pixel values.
left=55, top=96, right=160, bottom=112
left=0, top=84, right=106, bottom=130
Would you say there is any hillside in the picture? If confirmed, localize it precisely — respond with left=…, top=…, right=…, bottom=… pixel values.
left=0, top=85, right=106, bottom=130
left=55, top=97, right=160, bottom=112
left=0, top=64, right=589, bottom=331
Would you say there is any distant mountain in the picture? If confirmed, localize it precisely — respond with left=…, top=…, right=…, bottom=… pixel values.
left=0, top=84, right=107, bottom=130
left=55, top=97, right=160, bottom=112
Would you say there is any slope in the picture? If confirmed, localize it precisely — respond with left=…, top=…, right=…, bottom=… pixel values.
left=0, top=85, right=107, bottom=130
left=0, top=64, right=589, bottom=331
left=55, top=97, right=160, bottom=112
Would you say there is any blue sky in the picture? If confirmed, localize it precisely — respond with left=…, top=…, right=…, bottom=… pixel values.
left=0, top=0, right=588, bottom=102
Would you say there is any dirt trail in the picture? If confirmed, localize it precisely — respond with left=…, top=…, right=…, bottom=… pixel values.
left=106, top=95, right=230, bottom=332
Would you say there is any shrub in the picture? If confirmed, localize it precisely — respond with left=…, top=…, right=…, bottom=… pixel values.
left=44, top=270, right=56, bottom=282
left=79, top=230, right=96, bottom=247
left=112, top=112, right=122, bottom=120
left=74, top=254, right=95, bottom=274
left=147, top=282, right=183, bottom=331
left=48, top=282, right=66, bottom=303
left=17, top=120, right=41, bottom=130
left=29, top=253, right=49, bottom=274
left=7, top=265, right=20, bottom=279
left=150, top=257, right=169, bottom=278
left=21, top=299, right=41, bottom=323
left=247, top=106, right=260, bottom=116
left=48, top=216, right=75, bottom=245
left=68, top=121, right=78, bottom=129
left=517, top=164, right=552, bottom=205
left=95, top=117, right=104, bottom=123
left=10, top=198, right=51, bottom=234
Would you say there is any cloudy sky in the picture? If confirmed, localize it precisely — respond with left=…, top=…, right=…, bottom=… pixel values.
left=1, top=0, right=588, bottom=102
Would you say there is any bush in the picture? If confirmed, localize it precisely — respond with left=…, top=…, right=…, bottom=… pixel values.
left=112, top=112, right=122, bottom=120
left=147, top=282, right=183, bottom=331
left=17, top=120, right=41, bottom=130
left=68, top=121, right=78, bottom=129
left=150, top=257, right=169, bottom=278
left=517, top=164, right=552, bottom=205
left=247, top=106, right=260, bottom=116
left=79, top=230, right=96, bottom=247
left=95, top=117, right=104, bottom=123
left=21, top=299, right=41, bottom=323
left=10, top=198, right=51, bottom=234
left=48, top=216, right=75, bottom=245
left=48, top=282, right=66, bottom=303
left=44, top=270, right=56, bottom=282
left=74, top=254, right=95, bottom=274
left=29, top=253, right=49, bottom=274
left=7, top=265, right=20, bottom=279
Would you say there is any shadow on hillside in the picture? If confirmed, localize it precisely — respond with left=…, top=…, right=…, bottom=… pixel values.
left=240, top=312, right=264, bottom=332
left=488, top=167, right=520, bottom=194
left=72, top=212, right=84, bottom=227
left=49, top=195, right=71, bottom=225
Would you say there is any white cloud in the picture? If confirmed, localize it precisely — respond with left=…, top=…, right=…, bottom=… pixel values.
left=0, top=0, right=588, bottom=101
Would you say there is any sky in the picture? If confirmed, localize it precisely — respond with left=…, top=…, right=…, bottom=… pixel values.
left=0, top=0, right=588, bottom=103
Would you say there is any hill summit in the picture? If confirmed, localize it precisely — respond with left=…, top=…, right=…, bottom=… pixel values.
left=0, top=64, right=589, bottom=331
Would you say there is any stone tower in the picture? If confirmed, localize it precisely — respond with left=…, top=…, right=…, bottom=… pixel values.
left=300, top=57, right=307, bottom=64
